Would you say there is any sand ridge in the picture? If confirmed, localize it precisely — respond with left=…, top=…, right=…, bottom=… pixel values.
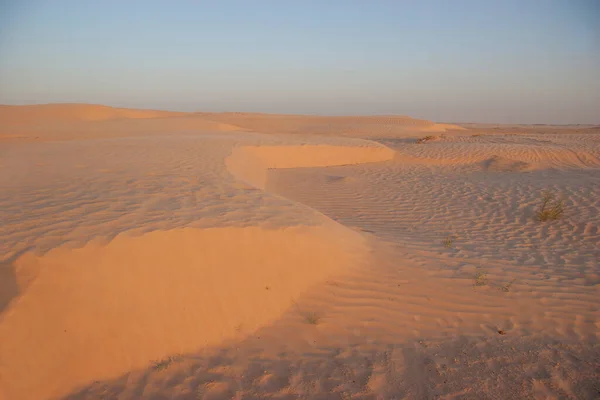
left=226, top=143, right=395, bottom=189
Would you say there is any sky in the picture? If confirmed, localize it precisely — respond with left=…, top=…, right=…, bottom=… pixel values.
left=0, top=0, right=598, bottom=123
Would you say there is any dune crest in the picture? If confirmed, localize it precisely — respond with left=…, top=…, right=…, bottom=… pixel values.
left=226, top=144, right=396, bottom=189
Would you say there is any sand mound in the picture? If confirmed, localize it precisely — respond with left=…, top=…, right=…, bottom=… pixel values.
left=226, top=144, right=396, bottom=189
left=0, top=224, right=368, bottom=400
left=481, top=155, right=532, bottom=172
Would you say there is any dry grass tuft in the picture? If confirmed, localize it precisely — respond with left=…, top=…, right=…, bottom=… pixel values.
left=474, top=269, right=488, bottom=286
left=303, top=311, right=321, bottom=325
left=536, top=191, right=564, bottom=221
left=500, top=278, right=516, bottom=292
left=443, top=235, right=454, bottom=248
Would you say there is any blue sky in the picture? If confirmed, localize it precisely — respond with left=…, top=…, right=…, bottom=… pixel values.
left=0, top=0, right=598, bottom=123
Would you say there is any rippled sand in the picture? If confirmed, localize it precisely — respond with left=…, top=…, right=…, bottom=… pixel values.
left=1, top=105, right=598, bottom=399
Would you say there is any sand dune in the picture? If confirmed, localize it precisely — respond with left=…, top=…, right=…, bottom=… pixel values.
left=0, top=104, right=599, bottom=399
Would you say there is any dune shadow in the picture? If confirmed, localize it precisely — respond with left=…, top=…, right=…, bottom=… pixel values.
left=0, top=256, right=20, bottom=314
left=60, top=330, right=600, bottom=400
left=481, top=155, right=531, bottom=172
left=369, top=137, right=420, bottom=147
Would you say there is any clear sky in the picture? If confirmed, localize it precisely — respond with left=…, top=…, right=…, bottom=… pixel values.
left=0, top=0, right=598, bottom=123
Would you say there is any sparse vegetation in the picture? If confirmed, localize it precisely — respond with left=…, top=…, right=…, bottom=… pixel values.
left=474, top=269, right=488, bottom=286
left=416, top=135, right=436, bottom=144
left=303, top=311, right=321, bottom=325
left=151, top=354, right=181, bottom=371
left=500, top=278, right=516, bottom=292
left=536, top=191, right=564, bottom=221
left=291, top=300, right=322, bottom=325
left=443, top=235, right=454, bottom=248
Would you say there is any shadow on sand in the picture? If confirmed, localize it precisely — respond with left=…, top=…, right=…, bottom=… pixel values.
left=61, top=328, right=600, bottom=399
left=0, top=255, right=20, bottom=315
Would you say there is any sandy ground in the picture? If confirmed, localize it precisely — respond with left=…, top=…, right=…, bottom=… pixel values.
left=0, top=104, right=599, bottom=400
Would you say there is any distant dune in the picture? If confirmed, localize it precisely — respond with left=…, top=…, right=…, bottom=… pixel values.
left=0, top=103, right=464, bottom=142
left=0, top=103, right=185, bottom=124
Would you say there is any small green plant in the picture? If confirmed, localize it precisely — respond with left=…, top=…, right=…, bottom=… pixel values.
left=500, top=278, right=516, bottom=292
left=536, top=191, right=564, bottom=221
left=443, top=235, right=454, bottom=248
left=474, top=269, right=488, bottom=286
left=303, top=311, right=321, bottom=325
left=151, top=354, right=181, bottom=371
left=416, top=135, right=436, bottom=144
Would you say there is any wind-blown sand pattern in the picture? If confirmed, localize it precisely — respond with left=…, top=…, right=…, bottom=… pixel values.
left=0, top=105, right=599, bottom=399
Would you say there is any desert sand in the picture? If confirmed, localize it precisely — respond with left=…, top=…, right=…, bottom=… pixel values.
left=0, top=104, right=599, bottom=399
